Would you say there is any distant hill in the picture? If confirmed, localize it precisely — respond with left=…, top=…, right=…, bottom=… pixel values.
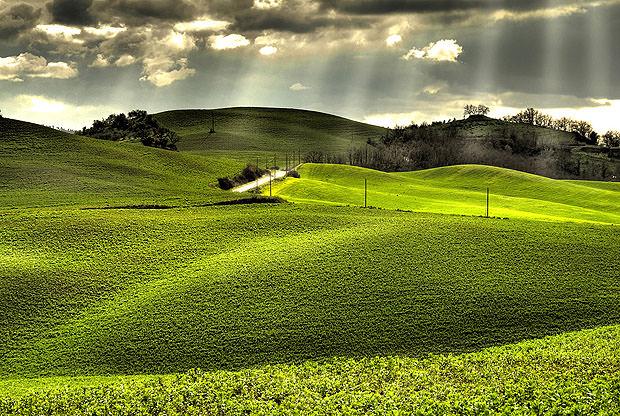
left=0, top=117, right=246, bottom=209
left=271, top=163, right=620, bottom=224
left=440, top=115, right=583, bottom=147
left=154, top=107, right=385, bottom=153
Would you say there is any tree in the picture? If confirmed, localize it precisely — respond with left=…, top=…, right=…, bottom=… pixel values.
left=572, top=120, right=594, bottom=139
left=0, top=109, right=3, bottom=119
left=464, top=104, right=491, bottom=118
left=477, top=104, right=490, bottom=116
left=602, top=131, right=620, bottom=148
left=82, top=110, right=179, bottom=150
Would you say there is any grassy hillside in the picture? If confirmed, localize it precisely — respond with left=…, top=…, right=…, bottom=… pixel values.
left=3, top=324, right=620, bottom=414
left=270, top=164, right=620, bottom=223
left=1, top=205, right=618, bottom=378
left=155, top=107, right=385, bottom=153
left=0, top=117, right=248, bottom=208
left=446, top=115, right=581, bottom=146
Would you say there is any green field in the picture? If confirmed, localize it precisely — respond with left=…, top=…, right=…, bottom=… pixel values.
left=155, top=107, right=384, bottom=153
left=270, top=164, right=620, bottom=223
left=1, top=115, right=619, bottom=414
left=2, top=324, right=619, bottom=414
left=0, top=117, right=253, bottom=209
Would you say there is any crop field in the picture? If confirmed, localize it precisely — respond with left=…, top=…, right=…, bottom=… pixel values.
left=155, top=107, right=384, bottom=153
left=2, top=118, right=619, bottom=413
left=0, top=118, right=251, bottom=209
left=1, top=204, right=619, bottom=379
left=2, top=324, right=620, bottom=414
left=270, top=164, right=620, bottom=223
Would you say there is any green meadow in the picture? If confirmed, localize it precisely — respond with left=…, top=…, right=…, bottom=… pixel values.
left=155, top=107, right=384, bottom=153
left=271, top=163, right=620, bottom=223
left=1, top=114, right=619, bottom=413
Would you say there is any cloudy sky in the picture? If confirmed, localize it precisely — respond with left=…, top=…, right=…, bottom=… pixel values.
left=1, top=0, right=620, bottom=131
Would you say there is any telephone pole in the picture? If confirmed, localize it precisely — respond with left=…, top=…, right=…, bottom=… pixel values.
left=486, top=187, right=490, bottom=218
left=209, top=111, right=216, bottom=134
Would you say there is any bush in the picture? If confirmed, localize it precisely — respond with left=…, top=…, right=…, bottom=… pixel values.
left=217, top=178, right=235, bottom=190
left=286, top=170, right=301, bottom=178
left=82, top=110, right=179, bottom=151
left=217, top=164, right=269, bottom=190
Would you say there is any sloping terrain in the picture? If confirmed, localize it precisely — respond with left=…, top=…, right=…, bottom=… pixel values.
left=1, top=205, right=618, bottom=378
left=0, top=117, right=246, bottom=208
left=444, top=115, right=581, bottom=146
left=155, top=107, right=385, bottom=153
left=3, top=324, right=620, bottom=413
left=271, top=164, right=620, bottom=223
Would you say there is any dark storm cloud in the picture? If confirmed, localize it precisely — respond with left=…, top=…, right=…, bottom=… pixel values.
left=47, top=0, right=95, bottom=25
left=317, top=0, right=574, bottom=15
left=93, top=0, right=198, bottom=25
left=231, top=8, right=373, bottom=33
left=0, top=3, right=41, bottom=39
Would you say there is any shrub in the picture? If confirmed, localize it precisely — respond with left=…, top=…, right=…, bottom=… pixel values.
left=217, top=178, right=235, bottom=190
left=286, top=170, right=301, bottom=178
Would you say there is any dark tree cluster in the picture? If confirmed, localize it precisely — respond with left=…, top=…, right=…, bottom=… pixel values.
left=502, top=108, right=598, bottom=145
left=463, top=104, right=490, bottom=118
left=602, top=131, right=620, bottom=148
left=82, top=110, right=179, bottom=151
left=217, top=164, right=269, bottom=190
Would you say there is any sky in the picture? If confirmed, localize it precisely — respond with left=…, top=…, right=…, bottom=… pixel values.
left=1, top=0, right=620, bottom=131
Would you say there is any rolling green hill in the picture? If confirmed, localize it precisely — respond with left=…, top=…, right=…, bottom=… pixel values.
left=3, top=324, right=620, bottom=413
left=154, top=107, right=385, bottom=153
left=0, top=117, right=248, bottom=209
left=1, top=114, right=619, bottom=413
left=270, top=164, right=620, bottom=223
left=1, top=205, right=619, bottom=379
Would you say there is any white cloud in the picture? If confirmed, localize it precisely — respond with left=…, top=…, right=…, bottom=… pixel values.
left=386, top=34, right=402, bottom=47
left=402, top=39, right=463, bottom=62
left=254, top=0, right=283, bottom=9
left=0, top=53, right=78, bottom=82
left=3, top=95, right=118, bottom=130
left=174, top=18, right=230, bottom=32
left=259, top=45, right=278, bottom=56
left=210, top=34, right=250, bottom=50
left=165, top=31, right=196, bottom=52
left=140, top=57, right=195, bottom=87
left=90, top=54, right=110, bottom=68
left=35, top=24, right=83, bottom=44
left=115, top=54, right=137, bottom=67
left=290, top=82, right=310, bottom=91
left=83, top=25, right=127, bottom=39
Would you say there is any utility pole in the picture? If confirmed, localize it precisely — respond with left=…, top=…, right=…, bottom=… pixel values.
left=486, top=187, right=490, bottom=218
left=209, top=111, right=216, bottom=134
left=364, top=179, right=367, bottom=208
left=269, top=171, right=272, bottom=197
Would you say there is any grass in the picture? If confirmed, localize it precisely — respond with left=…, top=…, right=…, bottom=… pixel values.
left=154, top=107, right=385, bottom=153
left=0, top=117, right=252, bottom=209
left=2, top=117, right=619, bottom=413
left=270, top=164, right=620, bottom=223
left=1, top=204, right=619, bottom=380
left=1, top=324, right=620, bottom=414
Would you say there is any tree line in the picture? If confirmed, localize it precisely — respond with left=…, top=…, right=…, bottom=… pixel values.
left=82, top=110, right=179, bottom=151
left=302, top=104, right=619, bottom=180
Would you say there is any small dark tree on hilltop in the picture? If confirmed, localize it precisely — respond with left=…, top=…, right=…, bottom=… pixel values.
left=602, top=131, right=620, bottom=148
left=464, top=104, right=490, bottom=118
left=82, top=110, right=179, bottom=151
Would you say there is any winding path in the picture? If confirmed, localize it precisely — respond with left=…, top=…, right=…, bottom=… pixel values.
left=231, top=169, right=288, bottom=193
